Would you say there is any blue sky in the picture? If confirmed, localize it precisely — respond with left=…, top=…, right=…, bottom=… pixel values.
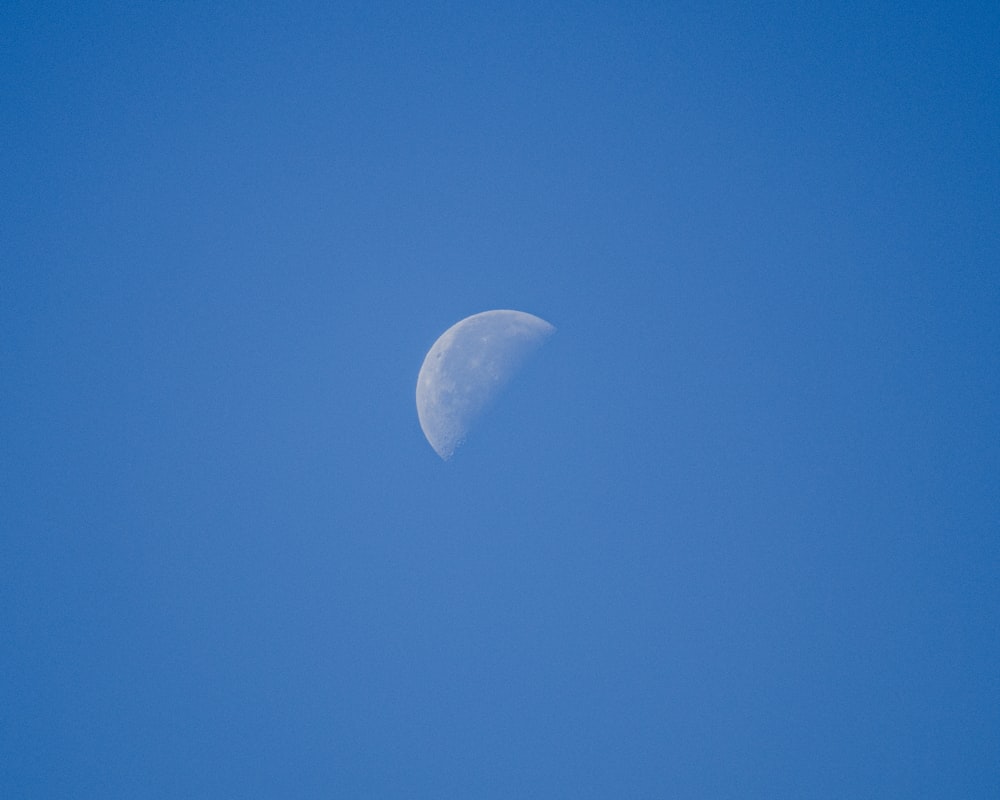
left=3, top=2, right=999, bottom=796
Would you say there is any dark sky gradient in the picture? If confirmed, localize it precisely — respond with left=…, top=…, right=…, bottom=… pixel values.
left=3, top=2, right=999, bottom=797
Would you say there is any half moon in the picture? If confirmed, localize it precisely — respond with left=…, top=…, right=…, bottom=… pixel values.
left=416, top=309, right=556, bottom=459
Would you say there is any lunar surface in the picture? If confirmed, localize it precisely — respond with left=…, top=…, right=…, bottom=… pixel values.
left=416, top=309, right=555, bottom=459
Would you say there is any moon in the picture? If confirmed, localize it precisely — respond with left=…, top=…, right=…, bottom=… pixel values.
left=416, top=309, right=556, bottom=459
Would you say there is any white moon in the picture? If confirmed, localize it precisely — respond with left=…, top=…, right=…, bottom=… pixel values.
left=416, top=309, right=556, bottom=459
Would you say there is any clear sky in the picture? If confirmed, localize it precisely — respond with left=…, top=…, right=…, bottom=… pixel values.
left=3, top=2, right=999, bottom=797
